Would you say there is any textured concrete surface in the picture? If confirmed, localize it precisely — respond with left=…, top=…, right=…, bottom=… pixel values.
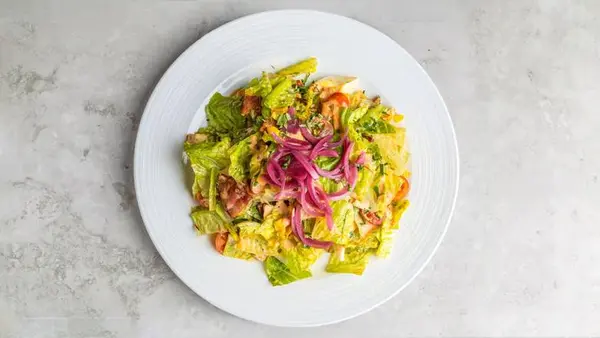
left=1, top=0, right=599, bottom=337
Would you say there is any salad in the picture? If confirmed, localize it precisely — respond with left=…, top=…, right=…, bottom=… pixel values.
left=183, top=57, right=410, bottom=286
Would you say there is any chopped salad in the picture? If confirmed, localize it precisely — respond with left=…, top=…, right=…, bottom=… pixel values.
left=183, top=57, right=410, bottom=286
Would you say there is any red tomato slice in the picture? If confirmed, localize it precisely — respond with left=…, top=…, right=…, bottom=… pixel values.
left=215, top=232, right=228, bottom=254
left=326, top=92, right=350, bottom=107
left=360, top=209, right=383, bottom=226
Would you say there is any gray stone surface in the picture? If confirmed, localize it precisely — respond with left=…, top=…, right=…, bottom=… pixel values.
left=1, top=0, right=599, bottom=337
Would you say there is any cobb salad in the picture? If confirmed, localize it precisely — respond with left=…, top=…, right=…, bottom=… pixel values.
left=183, top=57, right=410, bottom=286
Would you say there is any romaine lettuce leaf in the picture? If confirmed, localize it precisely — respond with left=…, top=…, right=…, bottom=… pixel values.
left=244, top=72, right=273, bottom=97
left=208, top=168, right=218, bottom=211
left=238, top=221, right=275, bottom=240
left=376, top=227, right=394, bottom=258
left=341, top=105, right=369, bottom=130
left=264, top=256, right=311, bottom=286
left=276, top=57, right=317, bottom=76
left=282, top=244, right=322, bottom=274
left=205, top=92, right=246, bottom=134
left=233, top=201, right=263, bottom=223
left=236, top=234, right=274, bottom=261
left=184, top=137, right=231, bottom=196
left=222, top=235, right=253, bottom=260
left=325, top=246, right=371, bottom=275
left=374, top=171, right=403, bottom=215
left=343, top=105, right=370, bottom=142
left=260, top=207, right=286, bottom=240
left=191, top=207, right=228, bottom=235
left=315, top=156, right=340, bottom=171
left=263, top=78, right=295, bottom=109
left=228, top=137, right=252, bottom=183
left=354, top=167, right=376, bottom=210
left=356, top=105, right=396, bottom=134
left=372, top=129, right=409, bottom=176
left=311, top=200, right=355, bottom=245
left=390, top=200, right=410, bottom=230
left=318, top=177, right=344, bottom=194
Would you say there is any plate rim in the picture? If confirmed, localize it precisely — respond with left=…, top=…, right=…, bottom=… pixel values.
left=134, top=9, right=460, bottom=327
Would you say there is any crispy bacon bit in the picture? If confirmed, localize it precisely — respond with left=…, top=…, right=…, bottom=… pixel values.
left=241, top=95, right=261, bottom=116
left=232, top=88, right=245, bottom=97
left=373, top=96, right=381, bottom=106
left=186, top=133, right=208, bottom=144
left=218, top=175, right=251, bottom=217
left=195, top=192, right=209, bottom=208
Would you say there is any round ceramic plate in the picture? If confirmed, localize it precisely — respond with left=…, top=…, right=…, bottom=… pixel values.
left=134, top=10, right=458, bottom=327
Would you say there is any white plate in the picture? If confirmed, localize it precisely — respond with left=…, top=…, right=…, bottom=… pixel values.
left=134, top=10, right=459, bottom=327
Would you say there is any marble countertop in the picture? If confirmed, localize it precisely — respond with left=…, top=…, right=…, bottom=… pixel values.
left=1, top=1, right=599, bottom=337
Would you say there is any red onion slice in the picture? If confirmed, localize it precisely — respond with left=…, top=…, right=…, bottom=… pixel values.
left=266, top=160, right=284, bottom=187
left=290, top=151, right=319, bottom=180
left=310, top=134, right=333, bottom=158
left=300, top=126, right=320, bottom=144
left=314, top=165, right=344, bottom=179
left=325, top=213, right=334, bottom=231
left=314, top=149, right=338, bottom=158
left=298, top=184, right=324, bottom=217
left=286, top=119, right=300, bottom=133
left=275, top=188, right=299, bottom=200
left=291, top=205, right=332, bottom=249
left=355, top=151, right=366, bottom=165
left=327, top=187, right=350, bottom=201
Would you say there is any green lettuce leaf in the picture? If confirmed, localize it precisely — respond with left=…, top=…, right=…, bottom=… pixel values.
left=244, top=72, right=273, bottom=97
left=372, top=130, right=409, bottom=176
left=326, top=246, right=372, bottom=275
left=236, top=234, right=275, bottom=260
left=376, top=227, right=394, bottom=258
left=209, top=200, right=239, bottom=241
left=205, top=92, right=246, bottom=134
left=357, top=105, right=396, bottom=134
left=282, top=245, right=322, bottom=274
left=276, top=57, right=317, bottom=76
left=233, top=201, right=263, bottom=223
left=390, top=200, right=410, bottom=230
left=264, top=256, right=311, bottom=286
left=315, top=155, right=340, bottom=171
left=208, top=168, right=218, bottom=211
left=228, top=137, right=252, bottom=183
left=318, top=177, right=344, bottom=194
left=184, top=137, right=231, bottom=196
left=312, top=200, right=355, bottom=245
left=222, top=235, right=253, bottom=260
left=373, top=170, right=403, bottom=216
left=354, top=167, right=376, bottom=210
left=263, top=78, right=295, bottom=109
left=191, top=208, right=228, bottom=235
left=260, top=207, right=287, bottom=240
left=238, top=221, right=275, bottom=240
left=341, top=105, right=369, bottom=129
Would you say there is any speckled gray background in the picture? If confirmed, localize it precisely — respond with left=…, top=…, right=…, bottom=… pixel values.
left=1, top=1, right=599, bottom=337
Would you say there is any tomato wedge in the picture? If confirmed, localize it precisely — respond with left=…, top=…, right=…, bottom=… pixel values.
left=394, top=176, right=410, bottom=201
left=360, top=209, right=383, bottom=226
left=321, top=92, right=350, bottom=130
left=215, top=232, right=228, bottom=254
left=326, top=92, right=350, bottom=107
